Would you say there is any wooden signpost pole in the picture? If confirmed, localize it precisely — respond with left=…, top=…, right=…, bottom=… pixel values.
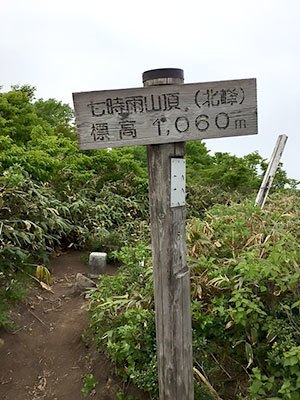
left=143, top=69, right=194, bottom=400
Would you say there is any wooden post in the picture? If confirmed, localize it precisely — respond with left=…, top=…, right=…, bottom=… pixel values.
left=255, top=134, right=288, bottom=208
left=143, top=69, right=194, bottom=400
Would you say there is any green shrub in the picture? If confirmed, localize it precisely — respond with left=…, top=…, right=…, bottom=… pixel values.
left=81, top=373, right=98, bottom=397
left=89, top=194, right=300, bottom=399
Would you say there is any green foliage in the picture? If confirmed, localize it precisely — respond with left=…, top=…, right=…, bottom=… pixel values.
left=89, top=243, right=157, bottom=397
left=0, top=85, right=44, bottom=143
left=0, top=270, right=28, bottom=329
left=203, top=151, right=261, bottom=190
left=187, top=193, right=300, bottom=399
left=186, top=182, right=245, bottom=219
left=0, top=166, right=72, bottom=268
left=186, top=142, right=296, bottom=194
left=33, top=97, right=75, bottom=138
left=89, top=194, right=300, bottom=399
left=0, top=85, right=151, bottom=328
left=194, top=383, right=215, bottom=400
left=1, top=85, right=299, bottom=398
left=116, top=390, right=138, bottom=400
left=187, top=143, right=261, bottom=191
left=0, top=163, right=149, bottom=327
left=81, top=373, right=98, bottom=397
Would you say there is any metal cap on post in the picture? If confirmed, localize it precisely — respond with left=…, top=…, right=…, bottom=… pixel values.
left=143, top=68, right=184, bottom=86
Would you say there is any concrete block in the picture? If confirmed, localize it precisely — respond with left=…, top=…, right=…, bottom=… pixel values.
left=89, top=252, right=107, bottom=278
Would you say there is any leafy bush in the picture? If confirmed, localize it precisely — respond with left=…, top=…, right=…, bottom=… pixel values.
left=189, top=193, right=300, bottom=399
left=0, top=166, right=72, bottom=267
left=81, top=373, right=98, bottom=397
left=0, top=86, right=151, bottom=328
left=88, top=243, right=157, bottom=396
left=0, top=163, right=150, bottom=328
left=89, top=194, right=300, bottom=399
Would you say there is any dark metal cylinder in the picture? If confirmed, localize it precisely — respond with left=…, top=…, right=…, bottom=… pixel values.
left=142, top=68, right=184, bottom=86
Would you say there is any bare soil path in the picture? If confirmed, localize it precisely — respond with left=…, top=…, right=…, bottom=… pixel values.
left=0, top=251, right=149, bottom=400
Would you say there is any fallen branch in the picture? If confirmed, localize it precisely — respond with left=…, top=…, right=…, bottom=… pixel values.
left=17, top=267, right=54, bottom=293
left=28, top=309, right=48, bottom=327
left=193, top=367, right=224, bottom=400
left=210, top=353, right=232, bottom=379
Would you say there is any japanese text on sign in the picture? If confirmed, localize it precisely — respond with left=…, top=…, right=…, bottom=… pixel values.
left=73, top=78, right=257, bottom=149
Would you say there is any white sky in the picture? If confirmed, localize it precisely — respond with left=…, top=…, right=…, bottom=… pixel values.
left=1, top=0, right=299, bottom=181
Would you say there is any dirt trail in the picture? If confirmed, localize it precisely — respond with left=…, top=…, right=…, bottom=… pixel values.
left=0, top=252, right=149, bottom=400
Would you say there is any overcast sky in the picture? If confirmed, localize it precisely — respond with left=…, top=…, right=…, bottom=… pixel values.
left=1, top=0, right=299, bottom=181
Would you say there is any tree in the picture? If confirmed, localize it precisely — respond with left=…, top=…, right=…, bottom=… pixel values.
left=0, top=85, right=50, bottom=144
left=33, top=98, right=76, bottom=138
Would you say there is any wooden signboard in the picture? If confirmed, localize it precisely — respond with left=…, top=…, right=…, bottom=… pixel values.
left=73, top=78, right=257, bottom=149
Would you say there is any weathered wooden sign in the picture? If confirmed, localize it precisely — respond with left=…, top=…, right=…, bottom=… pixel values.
left=73, top=78, right=257, bottom=150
